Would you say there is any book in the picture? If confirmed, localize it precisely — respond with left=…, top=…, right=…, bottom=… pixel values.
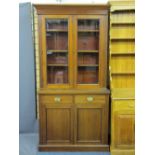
left=78, top=33, right=98, bottom=50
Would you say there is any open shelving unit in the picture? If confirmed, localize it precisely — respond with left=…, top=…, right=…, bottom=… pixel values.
left=109, top=1, right=135, bottom=155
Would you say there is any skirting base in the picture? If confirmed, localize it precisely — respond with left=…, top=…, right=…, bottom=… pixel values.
left=39, top=144, right=110, bottom=152
left=111, top=149, right=135, bottom=155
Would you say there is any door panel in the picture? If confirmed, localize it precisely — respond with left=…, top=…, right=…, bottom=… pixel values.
left=75, top=102, right=109, bottom=144
left=46, top=108, right=71, bottom=143
left=114, top=111, right=135, bottom=149
left=77, top=108, right=102, bottom=143
left=40, top=101, right=73, bottom=144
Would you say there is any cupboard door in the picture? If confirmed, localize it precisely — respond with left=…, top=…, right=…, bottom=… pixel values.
left=40, top=101, right=73, bottom=144
left=41, top=15, right=73, bottom=88
left=75, top=101, right=109, bottom=144
left=114, top=111, right=135, bottom=149
left=73, top=15, right=108, bottom=88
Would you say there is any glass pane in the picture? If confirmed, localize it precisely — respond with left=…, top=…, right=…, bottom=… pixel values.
left=78, top=32, right=99, bottom=50
left=78, top=53, right=98, bottom=65
left=46, top=19, right=68, bottom=84
left=77, top=19, right=99, bottom=84
left=78, top=20, right=99, bottom=30
left=46, top=32, right=68, bottom=50
left=47, top=53, right=68, bottom=65
left=78, top=67, right=98, bottom=84
left=46, top=19, right=68, bottom=30
left=47, top=66, right=68, bottom=84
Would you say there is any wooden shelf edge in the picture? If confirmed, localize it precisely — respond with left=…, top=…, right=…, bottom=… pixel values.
left=47, top=64, right=68, bottom=67
left=78, top=50, right=98, bottom=53
left=78, top=64, right=99, bottom=67
left=78, top=30, right=99, bottom=32
left=111, top=22, right=135, bottom=26
left=47, top=50, right=68, bottom=53
left=110, top=52, right=135, bottom=56
left=110, top=38, right=135, bottom=41
left=111, top=72, right=135, bottom=75
left=46, top=29, right=68, bottom=32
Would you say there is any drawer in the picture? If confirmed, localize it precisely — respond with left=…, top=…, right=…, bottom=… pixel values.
left=113, top=100, right=135, bottom=111
left=75, top=95, right=106, bottom=104
left=40, top=95, right=73, bottom=104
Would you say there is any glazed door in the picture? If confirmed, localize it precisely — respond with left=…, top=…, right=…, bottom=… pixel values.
left=41, top=15, right=73, bottom=88
left=73, top=15, right=108, bottom=89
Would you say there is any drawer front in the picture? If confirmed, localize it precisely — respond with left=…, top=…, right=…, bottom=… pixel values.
left=75, top=95, right=106, bottom=104
left=40, top=95, right=73, bottom=104
left=113, top=100, right=135, bottom=111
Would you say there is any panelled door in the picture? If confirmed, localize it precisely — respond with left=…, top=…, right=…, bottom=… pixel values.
left=39, top=95, right=74, bottom=144
left=74, top=95, right=109, bottom=144
left=114, top=110, right=135, bottom=149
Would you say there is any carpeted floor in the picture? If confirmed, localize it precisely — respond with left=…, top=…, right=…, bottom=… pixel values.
left=19, top=133, right=110, bottom=155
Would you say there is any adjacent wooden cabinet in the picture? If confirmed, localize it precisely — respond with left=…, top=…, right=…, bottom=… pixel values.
left=109, top=0, right=135, bottom=154
left=35, top=4, right=110, bottom=151
left=111, top=98, right=135, bottom=155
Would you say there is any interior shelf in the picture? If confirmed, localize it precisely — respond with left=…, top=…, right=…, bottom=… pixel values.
left=47, top=50, right=68, bottom=54
left=111, top=38, right=135, bottom=41
left=78, top=64, right=99, bottom=67
left=111, top=22, right=135, bottom=26
left=46, top=29, right=68, bottom=32
left=47, top=64, right=68, bottom=67
left=78, top=50, right=98, bottom=53
left=111, top=52, right=135, bottom=56
left=78, top=30, right=99, bottom=32
left=111, top=72, right=135, bottom=75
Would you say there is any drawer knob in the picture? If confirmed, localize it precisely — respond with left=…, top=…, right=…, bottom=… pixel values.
left=54, top=96, right=61, bottom=102
left=87, top=96, right=94, bottom=102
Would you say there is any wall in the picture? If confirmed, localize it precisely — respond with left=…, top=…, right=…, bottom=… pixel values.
left=19, top=3, right=38, bottom=133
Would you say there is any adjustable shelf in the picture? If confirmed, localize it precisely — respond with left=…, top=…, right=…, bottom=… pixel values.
left=46, top=29, right=68, bottom=32
left=111, top=22, right=135, bottom=26
left=47, top=50, right=68, bottom=54
left=78, top=64, right=99, bottom=67
left=78, top=50, right=98, bottom=53
left=47, top=64, right=68, bottom=67
left=111, top=52, right=135, bottom=56
left=111, top=72, right=135, bottom=75
left=78, top=30, right=99, bottom=32
left=111, top=38, right=135, bottom=41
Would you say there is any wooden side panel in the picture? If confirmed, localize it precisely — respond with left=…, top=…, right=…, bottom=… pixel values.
left=111, top=56, right=135, bottom=73
left=110, top=41, right=135, bottom=53
left=110, top=12, right=135, bottom=24
left=110, top=26, right=135, bottom=39
left=111, top=75, right=135, bottom=88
